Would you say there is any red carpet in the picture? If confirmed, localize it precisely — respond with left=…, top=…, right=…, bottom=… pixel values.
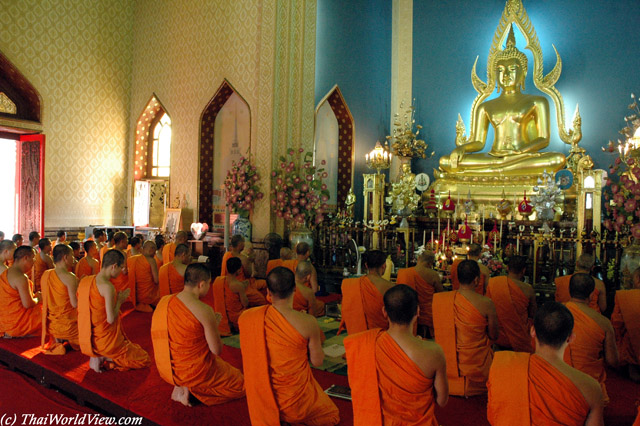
left=0, top=303, right=636, bottom=425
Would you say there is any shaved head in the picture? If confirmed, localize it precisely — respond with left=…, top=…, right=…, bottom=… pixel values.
left=295, top=260, right=313, bottom=280
left=267, top=267, right=296, bottom=299
left=176, top=231, right=189, bottom=244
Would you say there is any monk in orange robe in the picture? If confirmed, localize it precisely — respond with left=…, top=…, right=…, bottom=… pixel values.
left=340, top=250, right=394, bottom=335
left=77, top=249, right=150, bottom=372
left=293, top=260, right=325, bottom=317
left=154, top=235, right=165, bottom=269
left=93, top=228, right=107, bottom=253
left=12, top=233, right=23, bottom=247
left=151, top=263, right=244, bottom=406
left=563, top=273, right=619, bottom=405
left=433, top=259, right=498, bottom=396
left=486, top=255, right=536, bottom=352
left=282, top=242, right=319, bottom=292
left=239, top=267, right=339, bottom=425
left=41, top=244, right=79, bottom=354
left=266, top=247, right=293, bottom=275
left=159, top=243, right=190, bottom=297
left=109, top=231, right=130, bottom=293
left=612, top=267, right=640, bottom=381
left=0, top=240, right=17, bottom=274
left=33, top=238, right=54, bottom=292
left=450, top=244, right=489, bottom=295
left=487, top=301, right=604, bottom=425
left=0, top=246, right=41, bottom=337
left=345, top=285, right=448, bottom=425
left=128, top=241, right=160, bottom=312
left=162, top=230, right=189, bottom=265
left=221, top=235, right=267, bottom=303
left=52, top=231, right=67, bottom=248
left=396, top=250, right=444, bottom=336
left=75, top=240, right=100, bottom=280
left=555, top=253, right=607, bottom=313
left=99, top=231, right=115, bottom=264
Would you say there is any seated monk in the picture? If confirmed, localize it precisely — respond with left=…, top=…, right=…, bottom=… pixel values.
left=151, top=263, right=244, bottom=406
left=396, top=250, right=444, bottom=337
left=93, top=228, right=106, bottom=253
left=221, top=234, right=267, bottom=300
left=12, top=233, right=23, bottom=247
left=266, top=247, right=293, bottom=276
left=41, top=244, right=79, bottom=354
left=0, top=246, right=41, bottom=337
left=345, top=285, right=448, bottom=425
left=109, top=231, right=130, bottom=293
left=68, top=241, right=82, bottom=263
left=433, top=260, right=498, bottom=396
left=293, top=261, right=325, bottom=317
left=340, top=250, right=395, bottom=334
left=239, top=267, right=339, bottom=425
left=53, top=231, right=67, bottom=248
left=0, top=240, right=17, bottom=274
left=487, top=301, right=604, bottom=425
left=33, top=238, right=54, bottom=292
left=612, top=267, right=640, bottom=382
left=283, top=242, right=319, bottom=292
left=555, top=253, right=606, bottom=313
left=99, top=231, right=115, bottom=264
left=486, top=255, right=536, bottom=352
left=564, top=273, right=619, bottom=405
left=126, top=236, right=142, bottom=258
left=77, top=249, right=150, bottom=372
left=162, top=231, right=189, bottom=265
left=154, top=235, right=165, bottom=269
left=128, top=241, right=160, bottom=312
left=75, top=240, right=100, bottom=280
left=159, top=243, right=190, bottom=297
left=450, top=244, right=489, bottom=295
left=28, top=231, right=41, bottom=250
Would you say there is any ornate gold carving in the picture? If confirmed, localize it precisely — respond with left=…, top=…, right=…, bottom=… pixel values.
left=0, top=92, right=17, bottom=115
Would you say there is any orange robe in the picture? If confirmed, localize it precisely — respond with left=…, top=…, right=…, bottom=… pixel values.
left=612, top=289, right=640, bottom=366
left=293, top=283, right=325, bottom=317
left=266, top=259, right=284, bottom=275
left=77, top=276, right=150, bottom=370
left=345, top=329, right=438, bottom=426
left=109, top=249, right=129, bottom=293
left=155, top=252, right=163, bottom=270
left=33, top=253, right=50, bottom=292
left=563, top=301, right=608, bottom=404
left=158, top=263, right=184, bottom=297
left=40, top=269, right=79, bottom=350
left=75, top=256, right=97, bottom=281
left=151, top=295, right=244, bottom=405
left=282, top=259, right=300, bottom=274
left=396, top=267, right=436, bottom=328
left=433, top=291, right=493, bottom=396
left=238, top=305, right=340, bottom=426
left=554, top=274, right=601, bottom=312
left=127, top=255, right=159, bottom=306
left=212, top=276, right=244, bottom=336
left=0, top=270, right=40, bottom=337
left=450, top=259, right=485, bottom=295
left=486, top=276, right=533, bottom=352
left=99, top=245, right=110, bottom=264
left=162, top=242, right=176, bottom=265
left=487, top=352, right=590, bottom=425
left=340, top=276, right=388, bottom=334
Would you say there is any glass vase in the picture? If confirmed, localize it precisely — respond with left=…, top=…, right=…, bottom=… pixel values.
left=232, top=210, right=252, bottom=241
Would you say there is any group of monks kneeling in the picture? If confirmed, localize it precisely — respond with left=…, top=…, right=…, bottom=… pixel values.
left=0, top=230, right=638, bottom=425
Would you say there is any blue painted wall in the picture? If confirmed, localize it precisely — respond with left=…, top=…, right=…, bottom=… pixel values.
left=412, top=0, right=640, bottom=176
left=315, top=0, right=392, bottom=220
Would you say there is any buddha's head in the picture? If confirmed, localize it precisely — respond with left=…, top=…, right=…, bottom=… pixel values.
left=494, top=25, right=528, bottom=92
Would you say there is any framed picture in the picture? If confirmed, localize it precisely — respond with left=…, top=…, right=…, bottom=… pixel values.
left=162, top=208, right=181, bottom=236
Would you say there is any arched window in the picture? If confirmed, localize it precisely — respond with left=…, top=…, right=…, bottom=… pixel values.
left=148, top=112, right=171, bottom=178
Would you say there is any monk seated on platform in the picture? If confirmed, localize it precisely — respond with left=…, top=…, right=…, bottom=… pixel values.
left=486, top=255, right=536, bottom=352
left=154, top=235, right=165, bottom=269
left=109, top=231, right=130, bottom=293
left=129, top=241, right=160, bottom=312
left=433, top=259, right=497, bottom=396
left=487, top=302, right=604, bottom=425
left=451, top=243, right=489, bottom=295
left=221, top=234, right=267, bottom=300
left=341, top=250, right=395, bottom=334
left=0, top=240, right=16, bottom=274
left=555, top=253, right=607, bottom=313
left=76, top=240, right=100, bottom=280
left=78, top=249, right=150, bottom=372
left=162, top=231, right=189, bottom=265
left=239, top=267, right=340, bottom=425
left=284, top=242, right=319, bottom=292
left=612, top=267, right=640, bottom=382
left=266, top=247, right=293, bottom=276
left=293, top=261, right=325, bottom=317
left=345, top=284, right=448, bottom=425
left=127, top=236, right=142, bottom=258
left=564, top=273, right=619, bottom=405
left=0, top=246, right=40, bottom=338
left=33, top=238, right=54, bottom=292
left=396, top=250, right=444, bottom=337
left=41, top=244, right=80, bottom=354
left=151, top=263, right=245, bottom=407
left=159, top=243, right=190, bottom=297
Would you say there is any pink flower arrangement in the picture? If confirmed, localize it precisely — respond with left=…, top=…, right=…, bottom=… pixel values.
left=271, top=148, right=330, bottom=226
left=224, top=156, right=264, bottom=214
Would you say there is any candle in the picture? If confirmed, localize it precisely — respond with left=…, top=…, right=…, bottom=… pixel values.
left=438, top=217, right=441, bottom=239
left=224, top=204, right=230, bottom=250
left=500, top=220, right=503, bottom=243
left=423, top=230, right=426, bottom=246
left=516, top=235, right=520, bottom=253
left=470, top=233, right=473, bottom=245
left=494, top=234, right=497, bottom=253
left=431, top=231, right=434, bottom=249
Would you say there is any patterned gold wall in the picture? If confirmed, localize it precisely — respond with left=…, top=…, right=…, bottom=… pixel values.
left=0, top=0, right=134, bottom=228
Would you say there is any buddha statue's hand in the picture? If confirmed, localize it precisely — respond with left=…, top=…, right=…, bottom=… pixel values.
left=449, top=146, right=467, bottom=169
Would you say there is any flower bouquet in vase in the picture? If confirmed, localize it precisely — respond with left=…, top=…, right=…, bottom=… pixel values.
left=224, top=155, right=264, bottom=240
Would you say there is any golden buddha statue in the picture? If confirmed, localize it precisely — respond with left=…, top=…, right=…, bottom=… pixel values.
left=439, top=26, right=565, bottom=176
